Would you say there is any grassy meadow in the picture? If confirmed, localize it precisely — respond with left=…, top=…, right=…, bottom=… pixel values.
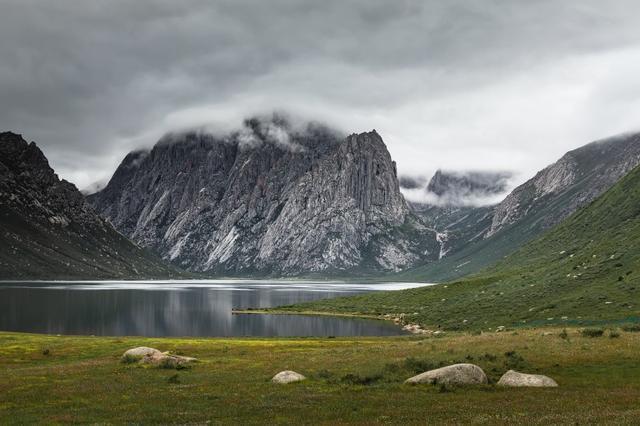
left=1, top=327, right=639, bottom=424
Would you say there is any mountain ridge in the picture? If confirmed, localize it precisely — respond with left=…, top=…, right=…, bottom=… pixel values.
left=0, top=132, right=184, bottom=280
left=399, top=132, right=640, bottom=281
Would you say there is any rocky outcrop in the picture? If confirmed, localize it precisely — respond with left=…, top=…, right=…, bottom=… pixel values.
left=497, top=370, right=558, bottom=387
left=89, top=116, right=439, bottom=275
left=272, top=370, right=306, bottom=384
left=405, top=363, right=488, bottom=385
left=0, top=132, right=182, bottom=280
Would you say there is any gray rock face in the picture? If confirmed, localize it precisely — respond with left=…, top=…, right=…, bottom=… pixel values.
left=497, top=370, right=558, bottom=387
left=89, top=117, right=439, bottom=275
left=0, top=132, right=181, bottom=280
left=401, top=132, right=640, bottom=282
left=405, top=363, right=488, bottom=385
left=487, top=133, right=640, bottom=237
left=272, top=370, right=306, bottom=384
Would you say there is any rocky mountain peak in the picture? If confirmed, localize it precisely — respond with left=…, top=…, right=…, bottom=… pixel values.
left=426, top=170, right=511, bottom=199
left=89, top=121, right=437, bottom=275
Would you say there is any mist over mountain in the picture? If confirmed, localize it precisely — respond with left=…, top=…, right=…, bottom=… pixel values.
left=400, top=131, right=640, bottom=282
left=400, top=170, right=512, bottom=208
left=89, top=116, right=440, bottom=276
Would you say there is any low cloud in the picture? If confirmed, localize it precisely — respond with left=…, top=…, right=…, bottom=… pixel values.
left=402, top=187, right=510, bottom=207
left=2, top=1, right=640, bottom=188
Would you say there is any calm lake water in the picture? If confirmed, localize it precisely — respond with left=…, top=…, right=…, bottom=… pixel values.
left=0, top=280, right=429, bottom=337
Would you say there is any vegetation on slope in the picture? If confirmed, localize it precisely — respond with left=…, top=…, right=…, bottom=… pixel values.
left=273, top=165, right=640, bottom=329
left=1, top=329, right=639, bottom=423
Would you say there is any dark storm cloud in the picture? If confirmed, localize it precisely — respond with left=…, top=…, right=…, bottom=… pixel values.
left=1, top=0, right=640, bottom=189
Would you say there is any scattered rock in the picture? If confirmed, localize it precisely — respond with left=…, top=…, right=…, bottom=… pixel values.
left=272, top=371, right=306, bottom=384
left=405, top=363, right=488, bottom=386
left=497, top=370, right=558, bottom=387
left=140, top=352, right=198, bottom=369
left=122, top=347, right=162, bottom=362
left=121, top=347, right=197, bottom=368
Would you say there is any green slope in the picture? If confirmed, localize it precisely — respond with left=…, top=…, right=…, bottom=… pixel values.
left=398, top=133, right=640, bottom=282
left=273, top=164, right=640, bottom=329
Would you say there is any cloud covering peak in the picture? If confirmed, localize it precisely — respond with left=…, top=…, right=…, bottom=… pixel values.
left=2, top=1, right=640, bottom=188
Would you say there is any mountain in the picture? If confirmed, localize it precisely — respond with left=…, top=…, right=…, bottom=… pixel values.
left=274, top=159, right=640, bottom=328
left=425, top=170, right=511, bottom=201
left=400, top=170, right=510, bottom=259
left=88, top=117, right=440, bottom=276
left=0, top=132, right=183, bottom=280
left=400, top=132, right=640, bottom=281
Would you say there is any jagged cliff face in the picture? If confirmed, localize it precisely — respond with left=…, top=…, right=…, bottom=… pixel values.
left=0, top=132, right=181, bottom=279
left=89, top=119, right=439, bottom=275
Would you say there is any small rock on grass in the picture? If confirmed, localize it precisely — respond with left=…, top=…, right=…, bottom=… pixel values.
left=497, top=370, right=558, bottom=387
left=121, top=347, right=162, bottom=362
left=272, top=371, right=306, bottom=384
left=121, top=347, right=197, bottom=369
left=140, top=352, right=198, bottom=369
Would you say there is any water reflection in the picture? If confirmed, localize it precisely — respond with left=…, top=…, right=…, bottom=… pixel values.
left=0, top=281, right=429, bottom=337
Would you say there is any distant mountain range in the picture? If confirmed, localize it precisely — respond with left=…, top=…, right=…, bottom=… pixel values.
left=400, top=132, right=640, bottom=281
left=2, top=120, right=639, bottom=281
left=0, top=132, right=183, bottom=280
left=88, top=116, right=440, bottom=276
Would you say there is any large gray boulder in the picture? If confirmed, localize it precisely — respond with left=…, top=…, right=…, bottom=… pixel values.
left=121, top=347, right=162, bottom=361
left=497, top=370, right=558, bottom=387
left=405, top=363, right=488, bottom=385
left=272, top=370, right=306, bottom=384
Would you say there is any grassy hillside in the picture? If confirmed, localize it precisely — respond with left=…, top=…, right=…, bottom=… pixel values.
left=271, top=164, right=640, bottom=329
left=1, top=329, right=639, bottom=423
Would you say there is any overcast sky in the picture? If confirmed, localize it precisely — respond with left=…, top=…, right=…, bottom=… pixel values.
left=2, top=0, right=640, bottom=190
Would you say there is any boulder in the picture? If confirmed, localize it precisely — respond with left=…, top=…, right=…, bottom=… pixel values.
left=121, top=347, right=162, bottom=362
left=272, top=370, right=306, bottom=384
left=405, top=363, right=488, bottom=385
left=140, top=352, right=198, bottom=369
left=497, top=370, right=558, bottom=387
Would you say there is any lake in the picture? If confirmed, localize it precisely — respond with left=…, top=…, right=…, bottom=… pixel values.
left=0, top=280, right=430, bottom=337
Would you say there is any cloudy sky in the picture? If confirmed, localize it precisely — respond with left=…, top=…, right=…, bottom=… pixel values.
left=2, top=0, right=640, bottom=190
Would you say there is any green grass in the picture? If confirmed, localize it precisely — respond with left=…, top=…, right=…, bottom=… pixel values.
left=1, top=329, right=639, bottom=424
left=270, top=164, right=640, bottom=330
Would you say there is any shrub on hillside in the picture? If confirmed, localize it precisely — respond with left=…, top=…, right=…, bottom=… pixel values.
left=581, top=328, right=604, bottom=337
